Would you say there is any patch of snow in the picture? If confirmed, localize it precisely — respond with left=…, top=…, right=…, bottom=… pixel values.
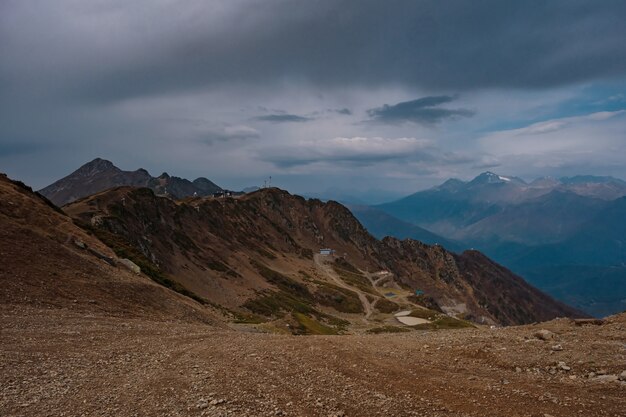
left=498, top=175, right=511, bottom=182
left=396, top=316, right=430, bottom=326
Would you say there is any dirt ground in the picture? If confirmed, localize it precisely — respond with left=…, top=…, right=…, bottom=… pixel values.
left=1, top=306, right=624, bottom=417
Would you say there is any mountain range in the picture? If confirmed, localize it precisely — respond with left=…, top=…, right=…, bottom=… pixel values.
left=4, top=170, right=624, bottom=416
left=3, top=159, right=587, bottom=333
left=371, top=172, right=626, bottom=317
left=39, top=158, right=223, bottom=206
left=63, top=183, right=579, bottom=327
left=30, top=159, right=626, bottom=318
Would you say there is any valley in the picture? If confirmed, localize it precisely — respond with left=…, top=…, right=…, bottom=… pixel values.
left=370, top=172, right=626, bottom=317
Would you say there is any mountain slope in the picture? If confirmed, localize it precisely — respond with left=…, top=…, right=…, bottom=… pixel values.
left=0, top=173, right=219, bottom=324
left=348, top=205, right=465, bottom=252
left=39, top=158, right=222, bottom=206
left=64, top=186, right=583, bottom=327
left=377, top=172, right=626, bottom=238
left=458, top=190, right=608, bottom=245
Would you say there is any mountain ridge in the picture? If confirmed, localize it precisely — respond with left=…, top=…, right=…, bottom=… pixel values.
left=39, top=158, right=223, bottom=206
left=63, top=183, right=583, bottom=327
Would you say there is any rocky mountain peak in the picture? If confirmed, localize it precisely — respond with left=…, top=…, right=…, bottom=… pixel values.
left=469, top=171, right=526, bottom=186
left=75, top=158, right=118, bottom=175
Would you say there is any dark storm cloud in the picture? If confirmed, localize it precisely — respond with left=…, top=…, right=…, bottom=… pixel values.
left=367, top=96, right=474, bottom=125
left=2, top=0, right=626, bottom=105
left=254, top=114, right=311, bottom=123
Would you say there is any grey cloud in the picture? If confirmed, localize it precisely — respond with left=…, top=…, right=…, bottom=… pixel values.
left=264, top=148, right=478, bottom=169
left=254, top=114, right=311, bottom=123
left=2, top=1, right=626, bottom=105
left=472, top=161, right=502, bottom=170
left=367, top=96, right=474, bottom=125
left=203, top=126, right=260, bottom=145
left=266, top=152, right=421, bottom=168
left=258, top=137, right=478, bottom=169
left=333, top=108, right=352, bottom=115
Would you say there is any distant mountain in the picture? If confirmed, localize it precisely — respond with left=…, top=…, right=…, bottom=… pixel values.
left=557, top=175, right=626, bottom=200
left=376, top=171, right=561, bottom=237
left=377, top=171, right=626, bottom=238
left=373, top=171, right=626, bottom=317
left=348, top=205, right=465, bottom=253
left=305, top=187, right=406, bottom=206
left=304, top=192, right=368, bottom=206
left=506, top=196, right=626, bottom=268
left=39, top=158, right=222, bottom=206
left=458, top=190, right=608, bottom=245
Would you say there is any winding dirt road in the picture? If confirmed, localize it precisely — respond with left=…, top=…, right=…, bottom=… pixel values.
left=313, top=254, right=374, bottom=319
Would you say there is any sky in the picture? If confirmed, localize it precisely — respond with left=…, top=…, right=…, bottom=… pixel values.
left=2, top=0, right=626, bottom=203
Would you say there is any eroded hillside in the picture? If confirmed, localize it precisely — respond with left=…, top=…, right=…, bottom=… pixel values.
left=0, top=174, right=219, bottom=324
left=64, top=186, right=582, bottom=332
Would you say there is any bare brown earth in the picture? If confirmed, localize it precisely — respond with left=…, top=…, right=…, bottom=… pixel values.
left=2, top=306, right=625, bottom=417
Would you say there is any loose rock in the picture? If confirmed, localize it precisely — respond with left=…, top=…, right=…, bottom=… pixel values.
left=534, top=329, right=556, bottom=341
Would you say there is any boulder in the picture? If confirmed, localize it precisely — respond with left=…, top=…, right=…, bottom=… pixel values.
left=595, top=375, right=619, bottom=383
left=533, top=329, right=556, bottom=341
left=119, top=258, right=141, bottom=274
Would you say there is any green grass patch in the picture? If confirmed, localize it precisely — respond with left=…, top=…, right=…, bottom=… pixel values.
left=409, top=308, right=474, bottom=330
left=375, top=298, right=399, bottom=314
left=250, top=259, right=311, bottom=299
left=313, top=281, right=363, bottom=314
left=323, top=314, right=350, bottom=329
left=232, top=311, right=266, bottom=324
left=367, top=326, right=411, bottom=334
left=331, top=265, right=376, bottom=295
left=243, top=289, right=349, bottom=334
left=292, top=312, right=339, bottom=335
left=242, top=290, right=314, bottom=317
left=409, top=308, right=439, bottom=320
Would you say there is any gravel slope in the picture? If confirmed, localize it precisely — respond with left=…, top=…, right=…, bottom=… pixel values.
left=2, top=306, right=624, bottom=417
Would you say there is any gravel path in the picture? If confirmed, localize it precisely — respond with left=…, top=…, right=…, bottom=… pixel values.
left=314, top=254, right=375, bottom=320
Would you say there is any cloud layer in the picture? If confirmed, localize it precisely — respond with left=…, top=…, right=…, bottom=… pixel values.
left=1, top=1, right=626, bottom=200
left=367, top=96, right=474, bottom=125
